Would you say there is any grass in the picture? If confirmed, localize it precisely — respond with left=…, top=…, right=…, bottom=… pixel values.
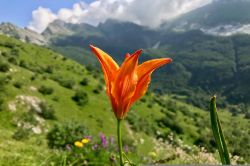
left=0, top=35, right=249, bottom=165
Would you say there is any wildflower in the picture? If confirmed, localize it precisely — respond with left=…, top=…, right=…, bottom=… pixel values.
left=90, top=45, right=172, bottom=166
left=90, top=45, right=172, bottom=119
left=100, top=133, right=108, bottom=148
left=74, top=141, right=83, bottom=148
left=82, top=138, right=90, bottom=144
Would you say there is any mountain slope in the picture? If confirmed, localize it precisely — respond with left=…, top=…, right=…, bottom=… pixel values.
left=161, top=0, right=250, bottom=36
left=0, top=22, right=47, bottom=45
left=44, top=19, right=250, bottom=108
left=0, top=35, right=249, bottom=164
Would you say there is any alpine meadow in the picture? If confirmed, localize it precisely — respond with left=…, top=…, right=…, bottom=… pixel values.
left=0, top=0, right=250, bottom=165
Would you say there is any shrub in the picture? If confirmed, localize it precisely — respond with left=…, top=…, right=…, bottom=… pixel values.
left=157, top=117, right=184, bottom=134
left=19, top=112, right=38, bottom=126
left=1, top=51, right=8, bottom=57
left=0, top=62, right=9, bottom=72
left=38, top=85, right=54, bottom=95
left=54, top=77, right=75, bottom=89
left=0, top=76, right=7, bottom=91
left=19, top=60, right=28, bottom=68
left=0, top=98, right=4, bottom=111
left=72, top=90, right=88, bottom=106
left=80, top=78, right=89, bottom=86
left=37, top=102, right=56, bottom=120
left=44, top=65, right=53, bottom=74
left=12, top=128, right=30, bottom=141
left=8, top=57, right=18, bottom=65
left=245, top=112, right=250, bottom=119
left=30, top=74, right=37, bottom=81
left=47, top=122, right=88, bottom=149
left=93, top=85, right=103, bottom=94
left=62, top=57, right=67, bottom=61
left=86, top=65, right=95, bottom=72
left=13, top=81, right=22, bottom=89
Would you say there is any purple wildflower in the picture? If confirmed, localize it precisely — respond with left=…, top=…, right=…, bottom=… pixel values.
left=99, top=133, right=108, bottom=148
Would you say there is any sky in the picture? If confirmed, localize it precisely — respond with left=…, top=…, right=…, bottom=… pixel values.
left=0, top=0, right=212, bottom=33
left=0, top=0, right=94, bottom=27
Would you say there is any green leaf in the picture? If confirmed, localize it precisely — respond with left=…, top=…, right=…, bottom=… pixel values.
left=210, top=96, right=230, bottom=165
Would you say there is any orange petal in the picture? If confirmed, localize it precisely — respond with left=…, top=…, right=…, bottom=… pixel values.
left=131, top=58, right=172, bottom=102
left=111, top=49, right=142, bottom=118
left=89, top=45, right=119, bottom=95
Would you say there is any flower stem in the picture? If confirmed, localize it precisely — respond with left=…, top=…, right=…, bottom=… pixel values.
left=117, top=119, right=124, bottom=166
left=210, top=96, right=230, bottom=165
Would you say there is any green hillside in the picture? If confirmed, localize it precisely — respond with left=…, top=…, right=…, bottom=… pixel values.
left=0, top=35, right=249, bottom=165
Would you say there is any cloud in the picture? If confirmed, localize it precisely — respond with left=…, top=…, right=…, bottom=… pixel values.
left=28, top=7, right=57, bottom=33
left=201, top=24, right=250, bottom=36
left=28, top=0, right=212, bottom=33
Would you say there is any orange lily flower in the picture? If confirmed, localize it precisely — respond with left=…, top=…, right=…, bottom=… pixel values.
left=90, top=45, right=172, bottom=119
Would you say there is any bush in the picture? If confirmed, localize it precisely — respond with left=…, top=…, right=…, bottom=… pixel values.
left=72, top=90, right=88, bottom=106
left=80, top=78, right=89, bottom=86
left=19, top=112, right=38, bottom=126
left=57, top=78, right=75, bottom=89
left=37, top=102, right=56, bottom=120
left=157, top=117, right=184, bottom=134
left=19, top=60, right=28, bottom=68
left=0, top=76, right=7, bottom=91
left=44, top=65, right=53, bottom=74
left=93, top=85, right=103, bottom=94
left=30, top=74, right=37, bottom=81
left=0, top=62, right=9, bottom=72
left=0, top=98, right=4, bottom=111
left=38, top=85, right=54, bottom=95
left=13, top=81, right=23, bottom=89
left=47, top=122, right=88, bottom=149
left=245, top=112, right=250, bottom=119
left=8, top=57, right=18, bottom=65
left=12, top=128, right=30, bottom=141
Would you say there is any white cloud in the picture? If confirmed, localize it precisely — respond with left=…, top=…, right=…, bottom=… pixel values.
left=28, top=0, right=212, bottom=33
left=28, top=7, right=57, bottom=33
left=201, top=24, right=250, bottom=36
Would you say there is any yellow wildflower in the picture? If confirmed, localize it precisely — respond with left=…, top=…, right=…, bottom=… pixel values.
left=74, top=141, right=83, bottom=148
left=82, top=138, right=90, bottom=144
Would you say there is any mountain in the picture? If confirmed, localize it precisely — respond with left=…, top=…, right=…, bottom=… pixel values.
left=161, top=0, right=250, bottom=36
left=0, top=22, right=48, bottom=45
left=0, top=35, right=249, bottom=164
left=42, top=19, right=103, bottom=40
left=47, top=19, right=159, bottom=60
left=42, top=19, right=250, bottom=108
left=1, top=1, right=250, bottom=109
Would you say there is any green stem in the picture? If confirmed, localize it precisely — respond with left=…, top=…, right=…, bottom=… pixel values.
left=217, top=111, right=231, bottom=164
left=117, top=119, right=124, bottom=166
left=210, top=96, right=230, bottom=165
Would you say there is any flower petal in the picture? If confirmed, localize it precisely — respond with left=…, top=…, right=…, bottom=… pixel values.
left=131, top=58, right=172, bottom=102
left=111, top=49, right=142, bottom=118
left=89, top=45, right=119, bottom=95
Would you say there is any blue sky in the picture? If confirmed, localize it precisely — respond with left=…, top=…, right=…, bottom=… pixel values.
left=0, top=0, right=93, bottom=27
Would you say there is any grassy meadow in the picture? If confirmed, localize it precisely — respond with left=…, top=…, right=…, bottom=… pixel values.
left=0, top=35, right=249, bottom=165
